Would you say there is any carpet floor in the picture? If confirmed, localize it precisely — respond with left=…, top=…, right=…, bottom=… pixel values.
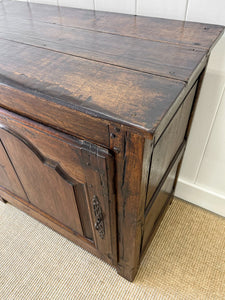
left=0, top=198, right=224, bottom=299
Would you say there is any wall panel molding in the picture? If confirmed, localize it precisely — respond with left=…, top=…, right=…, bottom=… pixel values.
left=176, top=179, right=225, bottom=217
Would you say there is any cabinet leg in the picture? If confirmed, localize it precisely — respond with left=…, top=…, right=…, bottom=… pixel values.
left=169, top=195, right=174, bottom=205
left=116, top=265, right=138, bottom=282
left=0, top=196, right=7, bottom=204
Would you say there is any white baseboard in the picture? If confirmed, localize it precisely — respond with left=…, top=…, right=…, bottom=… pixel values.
left=175, top=179, right=225, bottom=217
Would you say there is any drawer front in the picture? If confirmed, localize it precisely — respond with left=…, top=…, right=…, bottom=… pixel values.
left=146, top=82, right=197, bottom=208
left=0, top=108, right=116, bottom=263
left=0, top=84, right=110, bottom=148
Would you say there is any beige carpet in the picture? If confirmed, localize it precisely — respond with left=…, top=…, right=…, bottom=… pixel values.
left=0, top=198, right=224, bottom=300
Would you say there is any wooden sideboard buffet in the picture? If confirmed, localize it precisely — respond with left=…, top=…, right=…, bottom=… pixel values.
left=0, top=0, right=224, bottom=281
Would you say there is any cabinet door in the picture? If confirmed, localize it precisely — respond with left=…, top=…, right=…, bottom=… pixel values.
left=0, top=109, right=116, bottom=264
left=0, top=139, right=28, bottom=201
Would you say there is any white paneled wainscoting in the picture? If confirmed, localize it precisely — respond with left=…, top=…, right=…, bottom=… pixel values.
left=3, top=0, right=225, bottom=216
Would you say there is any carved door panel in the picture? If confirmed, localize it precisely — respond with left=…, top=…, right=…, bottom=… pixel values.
left=0, top=110, right=116, bottom=263
left=0, top=138, right=28, bottom=201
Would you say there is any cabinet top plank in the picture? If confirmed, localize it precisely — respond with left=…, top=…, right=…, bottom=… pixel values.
left=0, top=1, right=224, bottom=135
left=1, top=1, right=224, bottom=50
left=0, top=38, right=185, bottom=133
left=0, top=17, right=209, bottom=82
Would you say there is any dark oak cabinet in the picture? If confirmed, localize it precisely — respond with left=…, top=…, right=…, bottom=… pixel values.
left=0, top=1, right=224, bottom=281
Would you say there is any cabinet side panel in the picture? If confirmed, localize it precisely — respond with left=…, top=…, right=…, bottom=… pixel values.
left=146, top=82, right=197, bottom=208
left=142, top=147, right=184, bottom=254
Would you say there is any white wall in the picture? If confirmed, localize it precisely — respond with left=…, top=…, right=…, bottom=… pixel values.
left=175, top=1, right=225, bottom=217
left=13, top=0, right=225, bottom=217
left=175, top=36, right=225, bottom=217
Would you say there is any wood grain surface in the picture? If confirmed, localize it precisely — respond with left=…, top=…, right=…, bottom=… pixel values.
left=0, top=1, right=223, bottom=134
left=0, top=17, right=208, bottom=82
left=1, top=1, right=223, bottom=49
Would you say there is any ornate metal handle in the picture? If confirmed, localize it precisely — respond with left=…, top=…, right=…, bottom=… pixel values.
left=92, top=195, right=105, bottom=239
